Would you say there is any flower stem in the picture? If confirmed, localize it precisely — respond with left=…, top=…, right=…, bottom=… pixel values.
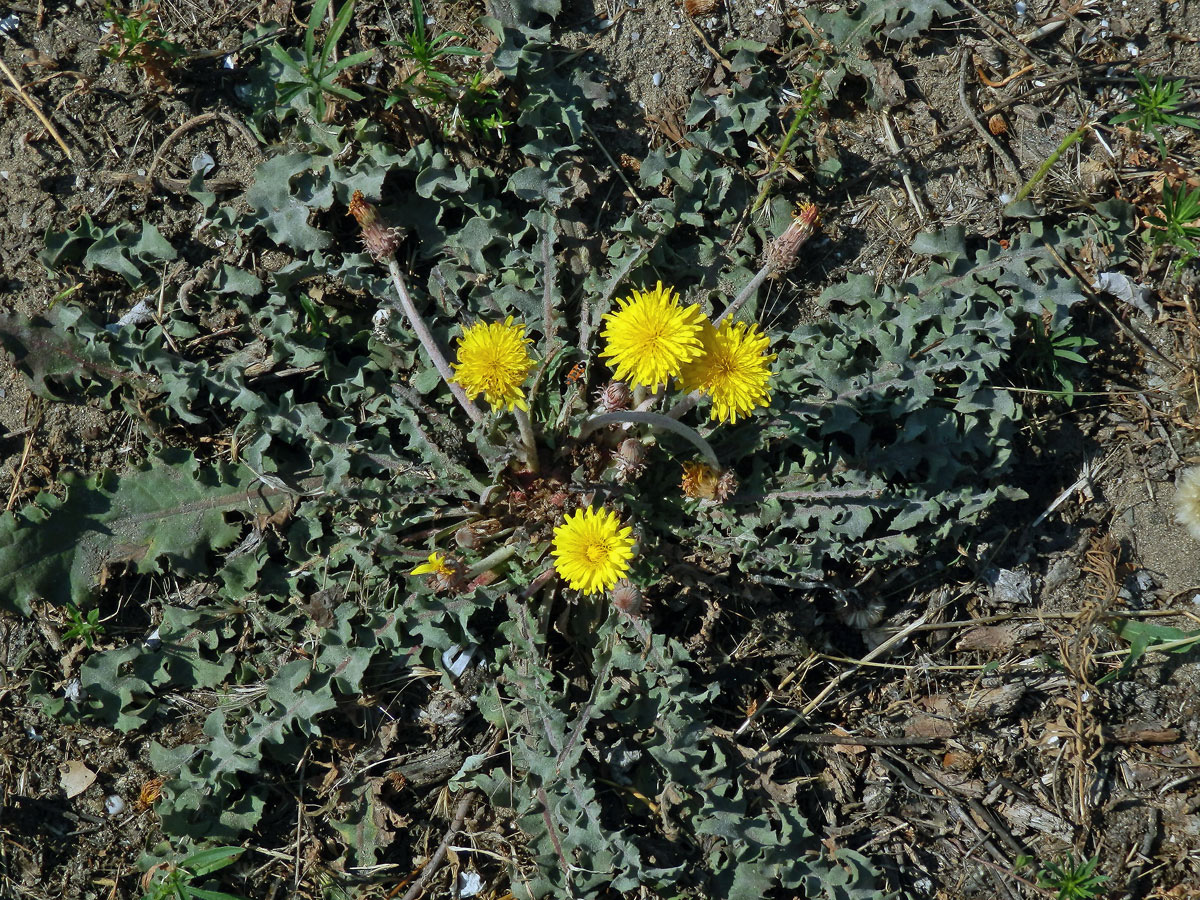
left=467, top=543, right=519, bottom=578
left=385, top=258, right=484, bottom=424
left=581, top=410, right=719, bottom=468
left=514, top=407, right=540, bottom=473
left=717, top=261, right=771, bottom=325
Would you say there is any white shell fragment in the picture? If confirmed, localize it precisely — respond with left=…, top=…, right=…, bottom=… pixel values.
left=105, top=794, right=126, bottom=815
left=60, top=760, right=97, bottom=798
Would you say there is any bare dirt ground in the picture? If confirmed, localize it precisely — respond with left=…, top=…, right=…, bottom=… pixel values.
left=3, top=0, right=1200, bottom=898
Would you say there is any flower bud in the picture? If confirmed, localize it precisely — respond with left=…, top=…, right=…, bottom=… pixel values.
left=764, top=203, right=820, bottom=277
left=614, top=438, right=646, bottom=483
left=610, top=579, right=645, bottom=617
left=596, top=381, right=632, bottom=412
left=681, top=461, right=737, bottom=502
left=348, top=190, right=404, bottom=261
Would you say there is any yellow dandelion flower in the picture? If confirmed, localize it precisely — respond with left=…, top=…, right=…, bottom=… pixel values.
left=411, top=551, right=454, bottom=576
left=451, top=317, right=535, bottom=412
left=551, top=507, right=635, bottom=595
left=678, top=319, right=775, bottom=424
left=600, top=282, right=706, bottom=389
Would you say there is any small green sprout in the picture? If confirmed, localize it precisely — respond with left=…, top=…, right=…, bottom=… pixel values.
left=1017, top=312, right=1098, bottom=407
left=62, top=604, right=104, bottom=649
left=1036, top=853, right=1108, bottom=900
left=384, top=0, right=483, bottom=111
left=1145, top=182, right=1200, bottom=274
left=267, top=0, right=374, bottom=121
left=99, top=2, right=185, bottom=83
left=1111, top=72, right=1200, bottom=158
left=139, top=847, right=248, bottom=900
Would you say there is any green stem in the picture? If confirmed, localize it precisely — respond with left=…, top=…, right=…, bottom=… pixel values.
left=750, top=76, right=822, bottom=215
left=581, top=411, right=719, bottom=468
left=468, top=543, right=518, bottom=578
left=514, top=407, right=540, bottom=473
left=1012, top=122, right=1089, bottom=204
left=385, top=258, right=483, bottom=424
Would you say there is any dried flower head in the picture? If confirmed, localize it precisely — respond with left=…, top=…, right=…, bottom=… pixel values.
left=681, top=460, right=737, bottom=502
left=600, top=282, right=706, bottom=389
left=451, top=317, right=535, bottom=412
left=678, top=319, right=775, bottom=424
left=552, top=506, right=635, bottom=595
left=613, top=438, right=647, bottom=483
left=596, top=381, right=633, bottom=412
left=764, top=203, right=820, bottom=276
left=1175, top=465, right=1200, bottom=541
left=348, top=190, right=404, bottom=260
left=610, top=579, right=646, bottom=617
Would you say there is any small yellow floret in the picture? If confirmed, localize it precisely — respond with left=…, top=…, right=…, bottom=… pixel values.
left=411, top=551, right=454, bottom=577
left=451, top=317, right=535, bottom=412
left=678, top=319, right=775, bottom=424
left=551, top=507, right=635, bottom=595
left=600, top=282, right=706, bottom=390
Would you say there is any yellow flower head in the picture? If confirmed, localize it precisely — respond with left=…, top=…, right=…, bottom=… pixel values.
left=551, top=506, right=635, bottom=595
left=451, top=317, right=535, bottom=412
left=600, top=282, right=706, bottom=389
left=678, top=319, right=775, bottom=424
left=411, top=551, right=454, bottom=577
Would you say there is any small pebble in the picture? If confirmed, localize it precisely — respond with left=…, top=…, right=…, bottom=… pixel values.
left=105, top=795, right=126, bottom=816
left=652, top=72, right=662, bottom=87
left=630, top=30, right=640, bottom=41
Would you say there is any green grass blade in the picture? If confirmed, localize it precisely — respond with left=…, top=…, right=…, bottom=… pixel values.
left=321, top=0, right=357, bottom=69
left=305, top=0, right=331, bottom=61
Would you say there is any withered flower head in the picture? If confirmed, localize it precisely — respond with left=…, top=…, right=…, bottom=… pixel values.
left=348, top=190, right=404, bottom=261
left=764, top=203, right=820, bottom=277
left=681, top=460, right=738, bottom=502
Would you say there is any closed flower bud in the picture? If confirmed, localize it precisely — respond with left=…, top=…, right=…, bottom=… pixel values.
left=610, top=579, right=645, bottom=617
left=614, top=438, right=646, bottom=483
left=764, top=203, right=820, bottom=277
left=348, top=190, right=404, bottom=261
left=596, top=381, right=632, bottom=412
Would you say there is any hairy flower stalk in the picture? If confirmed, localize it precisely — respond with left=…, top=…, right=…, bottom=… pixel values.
left=348, top=192, right=483, bottom=424
left=667, top=207, right=815, bottom=421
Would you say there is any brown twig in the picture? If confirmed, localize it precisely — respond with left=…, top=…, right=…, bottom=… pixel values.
left=977, top=62, right=1036, bottom=88
left=4, top=403, right=44, bottom=513
left=144, top=111, right=258, bottom=187
left=0, top=57, right=75, bottom=160
left=398, top=790, right=477, bottom=900
left=957, top=50, right=1022, bottom=180
left=94, top=170, right=244, bottom=194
